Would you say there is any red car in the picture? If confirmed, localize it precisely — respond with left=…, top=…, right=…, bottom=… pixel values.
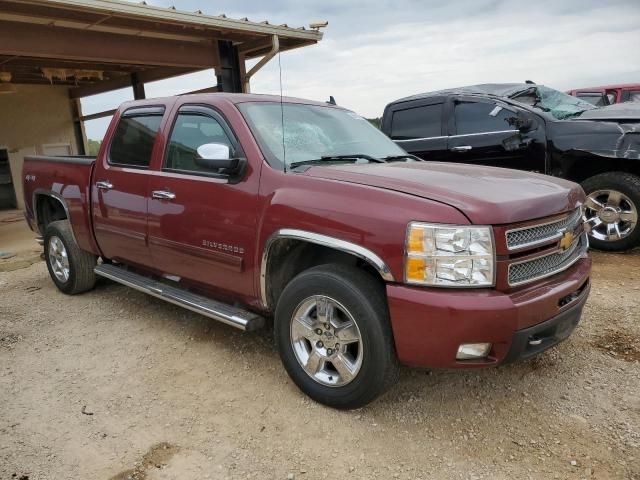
left=567, top=84, right=640, bottom=106
left=22, top=94, right=591, bottom=408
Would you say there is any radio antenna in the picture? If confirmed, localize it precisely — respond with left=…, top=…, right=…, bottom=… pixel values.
left=278, top=50, right=286, bottom=172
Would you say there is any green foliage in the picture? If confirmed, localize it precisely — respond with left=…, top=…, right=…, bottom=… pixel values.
left=366, top=117, right=382, bottom=129
left=86, top=139, right=102, bottom=156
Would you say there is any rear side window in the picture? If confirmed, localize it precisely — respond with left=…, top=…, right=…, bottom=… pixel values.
left=454, top=101, right=514, bottom=135
left=165, top=113, right=233, bottom=173
left=109, top=113, right=163, bottom=168
left=390, top=104, right=442, bottom=139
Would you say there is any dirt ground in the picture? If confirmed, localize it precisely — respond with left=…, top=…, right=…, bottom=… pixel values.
left=1, top=215, right=639, bottom=480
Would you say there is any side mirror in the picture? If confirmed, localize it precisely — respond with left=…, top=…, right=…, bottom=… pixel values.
left=509, top=113, right=536, bottom=133
left=195, top=143, right=242, bottom=171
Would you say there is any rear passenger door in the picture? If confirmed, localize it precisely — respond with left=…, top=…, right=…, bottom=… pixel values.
left=384, top=99, right=449, bottom=161
left=446, top=97, right=542, bottom=172
left=92, top=106, right=165, bottom=268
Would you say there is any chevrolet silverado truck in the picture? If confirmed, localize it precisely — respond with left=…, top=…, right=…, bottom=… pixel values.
left=382, top=83, right=640, bottom=251
left=23, top=93, right=591, bottom=409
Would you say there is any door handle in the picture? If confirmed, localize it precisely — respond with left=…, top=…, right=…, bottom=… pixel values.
left=152, top=190, right=176, bottom=200
left=96, top=181, right=113, bottom=190
left=450, top=145, right=472, bottom=152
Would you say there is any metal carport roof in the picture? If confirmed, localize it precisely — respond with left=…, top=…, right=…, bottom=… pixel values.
left=0, top=0, right=324, bottom=96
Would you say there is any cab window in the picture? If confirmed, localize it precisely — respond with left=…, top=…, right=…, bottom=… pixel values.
left=454, top=101, right=514, bottom=135
left=576, top=92, right=608, bottom=106
left=165, top=113, right=233, bottom=173
left=390, top=104, right=442, bottom=140
left=109, top=113, right=163, bottom=168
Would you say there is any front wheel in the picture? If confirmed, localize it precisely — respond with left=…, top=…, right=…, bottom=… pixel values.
left=582, top=172, right=640, bottom=251
left=275, top=264, right=398, bottom=409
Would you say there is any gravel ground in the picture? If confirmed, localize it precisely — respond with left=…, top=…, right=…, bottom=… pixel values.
left=0, top=248, right=638, bottom=480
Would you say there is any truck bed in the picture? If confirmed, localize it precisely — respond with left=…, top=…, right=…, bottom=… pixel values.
left=24, top=155, right=96, bottom=165
left=22, top=154, right=99, bottom=254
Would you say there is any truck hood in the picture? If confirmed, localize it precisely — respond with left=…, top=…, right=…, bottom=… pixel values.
left=551, top=116, right=640, bottom=160
left=302, top=162, right=584, bottom=225
left=576, top=102, right=640, bottom=122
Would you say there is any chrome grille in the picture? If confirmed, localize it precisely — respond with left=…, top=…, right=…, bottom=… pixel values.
left=506, top=208, right=583, bottom=250
left=508, top=233, right=587, bottom=286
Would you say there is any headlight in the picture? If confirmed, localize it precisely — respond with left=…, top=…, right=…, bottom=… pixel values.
left=405, top=222, right=495, bottom=287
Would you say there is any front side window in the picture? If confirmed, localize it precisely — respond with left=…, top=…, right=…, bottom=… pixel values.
left=165, top=113, right=233, bottom=173
left=454, top=101, right=514, bottom=135
left=238, top=102, right=405, bottom=168
left=109, top=114, right=163, bottom=167
left=390, top=104, right=442, bottom=140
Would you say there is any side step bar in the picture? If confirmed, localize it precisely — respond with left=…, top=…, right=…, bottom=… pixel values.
left=94, top=263, right=265, bottom=332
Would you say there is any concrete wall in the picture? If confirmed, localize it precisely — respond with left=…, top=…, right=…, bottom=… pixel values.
left=0, top=84, right=77, bottom=209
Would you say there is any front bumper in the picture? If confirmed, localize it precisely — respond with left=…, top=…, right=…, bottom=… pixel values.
left=386, top=257, right=591, bottom=368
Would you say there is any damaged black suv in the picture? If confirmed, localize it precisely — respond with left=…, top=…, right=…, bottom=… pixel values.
left=382, top=83, right=640, bottom=251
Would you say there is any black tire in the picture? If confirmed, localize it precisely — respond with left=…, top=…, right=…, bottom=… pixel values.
left=44, top=220, right=97, bottom=294
left=581, top=172, right=640, bottom=251
left=274, top=264, right=398, bottom=409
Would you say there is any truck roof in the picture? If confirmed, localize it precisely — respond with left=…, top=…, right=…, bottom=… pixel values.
left=118, top=92, right=338, bottom=110
left=390, top=83, right=537, bottom=104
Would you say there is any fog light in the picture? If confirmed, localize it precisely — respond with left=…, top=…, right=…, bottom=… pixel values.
left=456, top=343, right=492, bottom=360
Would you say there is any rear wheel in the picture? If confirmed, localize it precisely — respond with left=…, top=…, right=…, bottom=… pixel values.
left=44, top=220, right=97, bottom=294
left=275, top=264, right=398, bottom=409
left=582, top=172, right=640, bottom=251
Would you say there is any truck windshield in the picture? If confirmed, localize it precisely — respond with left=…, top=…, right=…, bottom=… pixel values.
left=510, top=85, right=597, bottom=120
left=238, top=102, right=406, bottom=169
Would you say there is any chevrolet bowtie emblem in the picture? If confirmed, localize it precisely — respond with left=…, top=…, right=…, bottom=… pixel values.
left=559, top=230, right=576, bottom=252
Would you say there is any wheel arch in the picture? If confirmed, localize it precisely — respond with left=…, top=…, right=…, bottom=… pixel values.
left=260, top=229, right=394, bottom=311
left=563, top=154, right=640, bottom=184
left=33, top=190, right=75, bottom=241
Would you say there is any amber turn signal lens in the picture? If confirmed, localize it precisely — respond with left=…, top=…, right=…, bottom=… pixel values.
left=407, top=227, right=424, bottom=253
left=406, top=257, right=426, bottom=281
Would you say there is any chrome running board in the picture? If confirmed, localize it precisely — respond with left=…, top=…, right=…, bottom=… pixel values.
left=94, top=263, right=265, bottom=331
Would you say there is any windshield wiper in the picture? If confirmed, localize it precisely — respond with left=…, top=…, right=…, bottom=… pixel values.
left=382, top=154, right=424, bottom=162
left=321, top=154, right=386, bottom=163
left=289, top=154, right=386, bottom=170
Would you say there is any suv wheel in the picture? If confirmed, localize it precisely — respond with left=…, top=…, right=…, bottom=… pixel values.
left=274, top=264, right=398, bottom=409
left=44, top=220, right=97, bottom=294
left=582, top=172, right=640, bottom=251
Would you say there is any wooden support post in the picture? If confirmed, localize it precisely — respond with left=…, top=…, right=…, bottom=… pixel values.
left=131, top=72, right=146, bottom=100
left=70, top=97, right=88, bottom=155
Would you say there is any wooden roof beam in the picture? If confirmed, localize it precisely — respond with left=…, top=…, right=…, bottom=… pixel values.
left=0, top=20, right=219, bottom=68
left=68, top=67, right=198, bottom=98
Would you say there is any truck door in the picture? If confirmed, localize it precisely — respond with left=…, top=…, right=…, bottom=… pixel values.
left=146, top=105, right=259, bottom=300
left=92, top=106, right=165, bottom=267
left=446, top=98, right=544, bottom=172
left=385, top=100, right=449, bottom=161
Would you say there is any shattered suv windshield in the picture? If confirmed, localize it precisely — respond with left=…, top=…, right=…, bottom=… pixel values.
left=511, top=85, right=597, bottom=120
left=238, top=102, right=405, bottom=168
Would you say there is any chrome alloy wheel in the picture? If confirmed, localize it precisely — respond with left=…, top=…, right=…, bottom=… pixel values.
left=48, top=235, right=70, bottom=283
left=290, top=295, right=363, bottom=387
left=584, top=189, right=638, bottom=242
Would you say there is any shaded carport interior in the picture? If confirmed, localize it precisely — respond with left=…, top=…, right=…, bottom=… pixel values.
left=0, top=0, right=323, bottom=208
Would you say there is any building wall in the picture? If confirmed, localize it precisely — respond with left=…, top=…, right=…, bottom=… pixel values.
left=0, top=84, right=77, bottom=209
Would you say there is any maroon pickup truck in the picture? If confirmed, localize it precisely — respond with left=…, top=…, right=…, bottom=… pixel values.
left=22, top=93, right=591, bottom=408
